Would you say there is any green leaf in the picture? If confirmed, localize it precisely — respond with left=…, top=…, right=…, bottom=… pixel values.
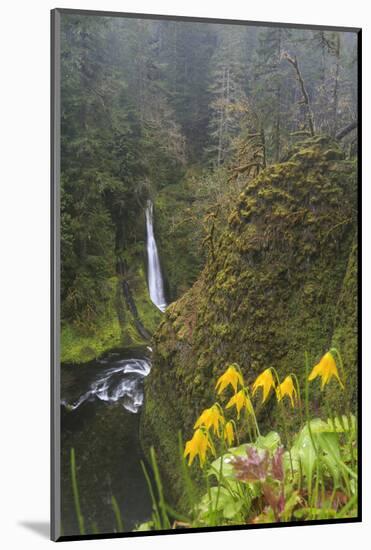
left=198, top=486, right=244, bottom=521
left=254, top=431, right=281, bottom=452
left=325, top=415, right=356, bottom=434
left=133, top=521, right=154, bottom=531
left=291, top=425, right=319, bottom=485
left=282, top=490, right=302, bottom=521
left=223, top=498, right=243, bottom=519
left=208, top=453, right=238, bottom=481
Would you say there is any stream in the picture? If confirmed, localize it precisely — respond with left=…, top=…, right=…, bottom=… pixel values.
left=61, top=347, right=153, bottom=535
left=61, top=201, right=166, bottom=536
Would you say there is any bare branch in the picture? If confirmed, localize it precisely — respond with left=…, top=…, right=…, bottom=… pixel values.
left=282, top=52, right=315, bottom=137
left=335, top=121, right=357, bottom=140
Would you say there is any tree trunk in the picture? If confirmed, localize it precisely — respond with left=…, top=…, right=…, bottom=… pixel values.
left=283, top=53, right=315, bottom=137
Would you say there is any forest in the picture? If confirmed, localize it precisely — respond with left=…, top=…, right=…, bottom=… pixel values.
left=59, top=13, right=358, bottom=538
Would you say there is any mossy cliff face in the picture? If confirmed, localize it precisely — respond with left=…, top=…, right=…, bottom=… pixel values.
left=140, top=136, right=357, bottom=505
left=61, top=276, right=123, bottom=364
left=330, top=235, right=358, bottom=406
left=61, top=261, right=162, bottom=364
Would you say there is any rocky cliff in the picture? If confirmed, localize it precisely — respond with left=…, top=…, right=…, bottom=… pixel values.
left=140, top=136, right=358, bottom=506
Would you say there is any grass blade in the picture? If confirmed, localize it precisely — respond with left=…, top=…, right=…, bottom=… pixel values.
left=70, top=448, right=85, bottom=535
left=111, top=495, right=124, bottom=532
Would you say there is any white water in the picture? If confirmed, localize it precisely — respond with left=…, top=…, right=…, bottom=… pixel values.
left=62, top=358, right=151, bottom=414
left=145, top=200, right=167, bottom=312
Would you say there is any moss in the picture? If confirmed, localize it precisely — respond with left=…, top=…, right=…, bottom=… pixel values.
left=155, top=181, right=204, bottom=301
left=61, top=277, right=123, bottom=364
left=130, top=264, right=162, bottom=335
left=154, top=165, right=232, bottom=302
left=329, top=236, right=358, bottom=409
left=61, top=258, right=162, bottom=363
left=140, top=136, right=358, bottom=508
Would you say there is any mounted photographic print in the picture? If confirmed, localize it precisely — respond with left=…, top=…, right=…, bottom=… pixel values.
left=51, top=8, right=361, bottom=541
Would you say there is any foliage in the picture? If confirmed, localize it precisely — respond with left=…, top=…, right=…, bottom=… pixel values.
left=137, top=351, right=357, bottom=531
left=141, top=137, right=357, bottom=508
left=60, top=15, right=357, bottom=362
left=70, top=448, right=85, bottom=535
left=69, top=448, right=125, bottom=535
left=59, top=15, right=359, bottom=536
left=60, top=15, right=185, bottom=355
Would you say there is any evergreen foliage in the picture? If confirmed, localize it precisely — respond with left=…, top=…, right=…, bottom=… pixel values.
left=60, top=15, right=357, bottom=362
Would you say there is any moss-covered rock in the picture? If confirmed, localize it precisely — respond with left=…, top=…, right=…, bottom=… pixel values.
left=154, top=165, right=232, bottom=302
left=61, top=277, right=123, bottom=363
left=330, top=236, right=358, bottom=408
left=155, top=176, right=206, bottom=301
left=61, top=263, right=162, bottom=363
left=140, top=136, right=358, bottom=507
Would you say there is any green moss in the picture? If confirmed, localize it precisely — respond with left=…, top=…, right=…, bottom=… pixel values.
left=155, top=181, right=204, bottom=301
left=131, top=265, right=162, bottom=334
left=154, top=165, right=232, bottom=302
left=61, top=277, right=123, bottom=364
left=61, top=259, right=163, bottom=363
left=140, top=136, right=358, bottom=508
left=329, top=236, right=358, bottom=409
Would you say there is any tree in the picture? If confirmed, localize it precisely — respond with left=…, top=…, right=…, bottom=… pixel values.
left=206, top=26, right=249, bottom=165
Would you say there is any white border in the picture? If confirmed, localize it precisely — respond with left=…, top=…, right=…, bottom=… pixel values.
left=0, top=1, right=368, bottom=548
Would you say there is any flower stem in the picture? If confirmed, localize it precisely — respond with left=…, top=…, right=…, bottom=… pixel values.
left=214, top=444, right=225, bottom=514
left=70, top=448, right=85, bottom=535
left=271, top=367, right=294, bottom=478
left=111, top=495, right=124, bottom=532
left=178, top=431, right=197, bottom=520
left=291, top=372, right=304, bottom=427
left=150, top=447, right=171, bottom=529
left=304, top=352, right=320, bottom=499
left=141, top=459, right=162, bottom=529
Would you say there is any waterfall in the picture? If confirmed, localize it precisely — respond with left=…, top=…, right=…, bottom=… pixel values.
left=61, top=358, right=151, bottom=414
left=145, top=200, right=167, bottom=312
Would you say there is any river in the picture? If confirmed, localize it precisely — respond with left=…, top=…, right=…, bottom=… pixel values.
left=61, top=201, right=166, bottom=536
left=60, top=347, right=153, bottom=535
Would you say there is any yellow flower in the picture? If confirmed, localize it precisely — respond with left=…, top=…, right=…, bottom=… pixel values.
left=308, top=351, right=344, bottom=390
left=226, top=389, right=253, bottom=419
left=252, top=368, right=275, bottom=403
left=194, top=404, right=224, bottom=436
left=223, top=421, right=235, bottom=447
left=215, top=364, right=244, bottom=395
left=276, top=375, right=297, bottom=407
left=184, top=428, right=215, bottom=467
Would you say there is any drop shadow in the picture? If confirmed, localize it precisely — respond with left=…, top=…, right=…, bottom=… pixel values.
left=18, top=521, right=50, bottom=539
